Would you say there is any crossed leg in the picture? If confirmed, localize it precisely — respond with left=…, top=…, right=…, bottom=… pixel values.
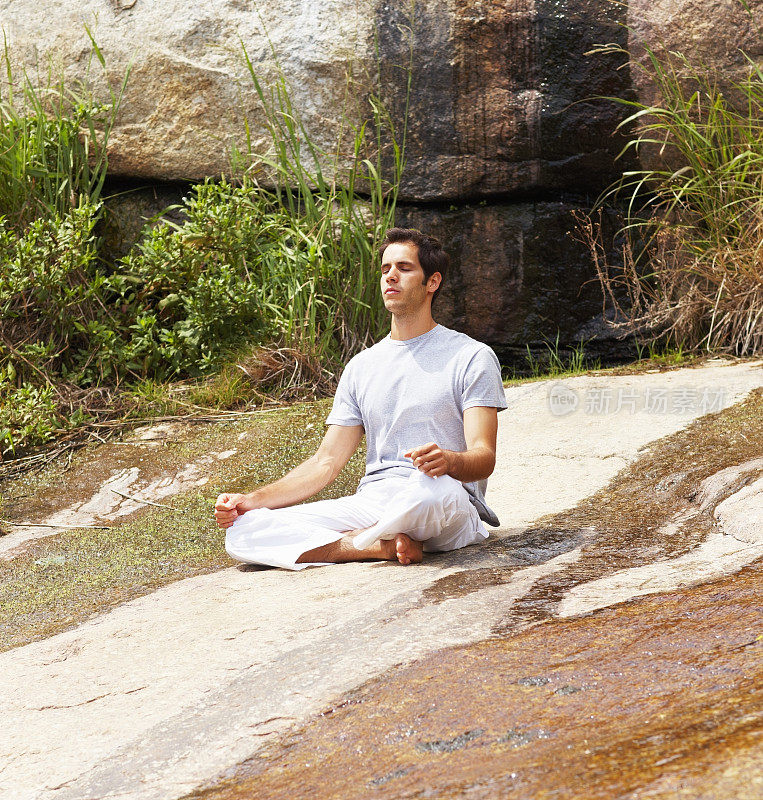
left=226, top=473, right=477, bottom=570
left=295, top=528, right=423, bottom=565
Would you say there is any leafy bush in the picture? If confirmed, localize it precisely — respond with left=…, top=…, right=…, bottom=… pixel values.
left=0, top=374, right=64, bottom=457
left=112, top=181, right=272, bottom=380
left=110, top=169, right=399, bottom=382
left=0, top=201, right=106, bottom=382
left=0, top=35, right=407, bottom=462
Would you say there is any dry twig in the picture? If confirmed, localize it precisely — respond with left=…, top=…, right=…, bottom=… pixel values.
left=110, top=489, right=177, bottom=511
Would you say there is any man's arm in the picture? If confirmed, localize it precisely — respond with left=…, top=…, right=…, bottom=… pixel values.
left=214, top=424, right=364, bottom=528
left=404, top=406, right=498, bottom=482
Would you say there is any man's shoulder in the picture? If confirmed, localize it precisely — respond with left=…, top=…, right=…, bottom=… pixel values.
left=340, top=336, right=392, bottom=377
left=434, top=326, right=498, bottom=361
left=347, top=336, right=390, bottom=362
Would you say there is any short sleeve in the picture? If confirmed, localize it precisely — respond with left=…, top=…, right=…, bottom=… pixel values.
left=461, top=346, right=508, bottom=412
left=326, top=361, right=364, bottom=427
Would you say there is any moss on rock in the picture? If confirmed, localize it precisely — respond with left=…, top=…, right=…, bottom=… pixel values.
left=0, top=401, right=365, bottom=652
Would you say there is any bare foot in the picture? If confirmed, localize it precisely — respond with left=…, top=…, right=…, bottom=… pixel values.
left=296, top=531, right=423, bottom=565
left=394, top=533, right=423, bottom=565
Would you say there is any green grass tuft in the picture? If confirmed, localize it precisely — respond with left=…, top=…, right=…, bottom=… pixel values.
left=582, top=33, right=763, bottom=357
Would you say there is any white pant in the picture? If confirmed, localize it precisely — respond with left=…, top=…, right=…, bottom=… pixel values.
left=225, top=470, right=488, bottom=570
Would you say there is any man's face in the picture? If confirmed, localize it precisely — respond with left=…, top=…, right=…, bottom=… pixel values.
left=380, top=241, right=439, bottom=315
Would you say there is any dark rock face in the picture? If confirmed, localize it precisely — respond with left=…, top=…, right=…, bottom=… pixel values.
left=102, top=187, right=629, bottom=365
left=2, top=0, right=751, bottom=355
left=396, top=202, right=626, bottom=362
left=375, top=1, right=637, bottom=361
left=379, top=0, right=635, bottom=201
left=99, top=183, right=188, bottom=262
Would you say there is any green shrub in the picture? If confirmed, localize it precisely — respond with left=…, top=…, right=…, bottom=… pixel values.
left=0, top=375, right=64, bottom=458
left=111, top=181, right=272, bottom=380
left=0, top=201, right=106, bottom=382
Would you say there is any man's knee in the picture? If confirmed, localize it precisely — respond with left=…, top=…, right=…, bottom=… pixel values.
left=400, top=475, right=467, bottom=533
left=236, top=506, right=267, bottom=525
left=411, top=473, right=463, bottom=507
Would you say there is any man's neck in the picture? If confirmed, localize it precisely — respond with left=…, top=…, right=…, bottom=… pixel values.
left=389, top=310, right=438, bottom=341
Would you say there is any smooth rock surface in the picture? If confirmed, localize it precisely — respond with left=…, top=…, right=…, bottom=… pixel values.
left=1, top=360, right=762, bottom=800
left=558, top=457, right=763, bottom=617
left=715, top=473, right=763, bottom=543
left=0, top=0, right=634, bottom=199
left=490, top=360, right=763, bottom=525
left=199, top=561, right=763, bottom=800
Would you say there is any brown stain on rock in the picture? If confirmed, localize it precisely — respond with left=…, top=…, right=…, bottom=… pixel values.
left=187, top=561, right=763, bottom=800
left=421, top=527, right=585, bottom=604
left=497, top=387, right=763, bottom=632
left=445, top=0, right=632, bottom=198
left=419, top=388, right=763, bottom=617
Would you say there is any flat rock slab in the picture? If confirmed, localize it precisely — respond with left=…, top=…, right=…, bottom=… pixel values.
left=1, top=361, right=762, bottom=800
left=489, top=360, right=763, bottom=525
left=0, top=437, right=236, bottom=558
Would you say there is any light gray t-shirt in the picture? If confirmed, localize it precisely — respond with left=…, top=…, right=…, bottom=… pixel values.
left=326, top=324, right=508, bottom=525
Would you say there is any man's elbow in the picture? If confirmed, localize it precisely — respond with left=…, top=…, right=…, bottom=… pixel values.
left=311, top=451, right=343, bottom=486
left=477, top=448, right=496, bottom=481
left=457, top=447, right=495, bottom=482
left=479, top=463, right=496, bottom=482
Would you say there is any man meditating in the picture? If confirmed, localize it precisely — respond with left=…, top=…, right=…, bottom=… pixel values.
left=214, top=228, right=507, bottom=569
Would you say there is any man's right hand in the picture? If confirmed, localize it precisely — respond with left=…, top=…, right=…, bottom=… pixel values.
left=214, top=493, right=259, bottom=529
left=213, top=425, right=364, bottom=530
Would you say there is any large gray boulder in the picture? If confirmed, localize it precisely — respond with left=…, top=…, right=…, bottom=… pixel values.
left=628, top=0, right=763, bottom=84
left=0, top=0, right=370, bottom=184
left=0, top=0, right=633, bottom=201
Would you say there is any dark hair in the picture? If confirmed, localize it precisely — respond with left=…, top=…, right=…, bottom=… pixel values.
left=379, top=227, right=449, bottom=303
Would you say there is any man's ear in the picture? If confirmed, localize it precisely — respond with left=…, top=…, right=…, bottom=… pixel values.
left=427, top=272, right=442, bottom=294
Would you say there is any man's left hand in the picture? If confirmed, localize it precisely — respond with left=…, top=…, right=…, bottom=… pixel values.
left=404, top=442, right=451, bottom=478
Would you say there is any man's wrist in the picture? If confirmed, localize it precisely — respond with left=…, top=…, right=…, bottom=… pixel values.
left=245, top=489, right=265, bottom=508
left=444, top=449, right=461, bottom=478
